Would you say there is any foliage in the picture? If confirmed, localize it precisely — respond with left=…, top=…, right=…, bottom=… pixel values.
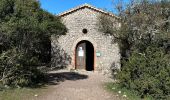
left=0, top=0, right=66, bottom=87
left=0, top=0, right=66, bottom=63
left=98, top=0, right=170, bottom=99
left=0, top=49, right=45, bottom=87
left=99, top=0, right=170, bottom=57
left=117, top=46, right=170, bottom=99
left=106, top=82, right=153, bottom=100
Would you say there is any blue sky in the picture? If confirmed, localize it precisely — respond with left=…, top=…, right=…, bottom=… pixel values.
left=39, top=0, right=129, bottom=15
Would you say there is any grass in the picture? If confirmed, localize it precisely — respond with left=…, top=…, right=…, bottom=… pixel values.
left=105, top=82, right=153, bottom=100
left=0, top=87, right=48, bottom=100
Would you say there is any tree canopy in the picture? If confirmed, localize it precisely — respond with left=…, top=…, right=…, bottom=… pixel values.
left=0, top=0, right=66, bottom=87
left=98, top=0, right=170, bottom=99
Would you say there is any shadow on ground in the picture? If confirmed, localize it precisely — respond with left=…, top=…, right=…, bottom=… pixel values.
left=46, top=72, right=88, bottom=85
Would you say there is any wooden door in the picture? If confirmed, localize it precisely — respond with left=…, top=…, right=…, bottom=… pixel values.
left=76, top=42, right=86, bottom=69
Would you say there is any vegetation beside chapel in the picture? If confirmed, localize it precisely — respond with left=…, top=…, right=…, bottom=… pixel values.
left=0, top=0, right=66, bottom=87
left=99, top=0, right=170, bottom=99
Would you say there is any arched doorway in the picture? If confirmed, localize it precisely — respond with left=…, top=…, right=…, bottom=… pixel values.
left=75, top=40, right=94, bottom=71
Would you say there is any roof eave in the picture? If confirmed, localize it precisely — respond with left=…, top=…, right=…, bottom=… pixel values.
left=57, top=4, right=120, bottom=19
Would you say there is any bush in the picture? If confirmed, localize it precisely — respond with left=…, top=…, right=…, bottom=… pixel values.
left=0, top=0, right=66, bottom=88
left=0, top=49, right=44, bottom=87
left=117, top=46, right=170, bottom=99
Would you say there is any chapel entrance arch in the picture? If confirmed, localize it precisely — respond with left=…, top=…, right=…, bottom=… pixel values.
left=75, top=40, right=94, bottom=71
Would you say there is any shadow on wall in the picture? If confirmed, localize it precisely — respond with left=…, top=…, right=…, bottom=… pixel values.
left=50, top=39, right=71, bottom=70
left=46, top=72, right=88, bottom=85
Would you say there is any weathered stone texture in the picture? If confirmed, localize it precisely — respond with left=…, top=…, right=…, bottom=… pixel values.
left=51, top=6, right=120, bottom=75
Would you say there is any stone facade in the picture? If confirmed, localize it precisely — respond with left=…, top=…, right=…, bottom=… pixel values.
left=51, top=4, right=120, bottom=75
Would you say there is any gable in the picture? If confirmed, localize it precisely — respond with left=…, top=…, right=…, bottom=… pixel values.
left=57, top=4, right=119, bottom=19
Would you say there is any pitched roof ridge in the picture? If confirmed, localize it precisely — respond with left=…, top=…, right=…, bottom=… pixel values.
left=57, top=3, right=119, bottom=19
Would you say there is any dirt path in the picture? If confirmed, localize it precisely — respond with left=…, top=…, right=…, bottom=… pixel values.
left=34, top=70, right=122, bottom=100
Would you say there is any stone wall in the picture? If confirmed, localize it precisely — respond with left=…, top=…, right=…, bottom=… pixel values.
left=51, top=7, right=120, bottom=75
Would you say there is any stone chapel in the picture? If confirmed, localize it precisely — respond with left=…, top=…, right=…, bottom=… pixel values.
left=51, top=4, right=121, bottom=75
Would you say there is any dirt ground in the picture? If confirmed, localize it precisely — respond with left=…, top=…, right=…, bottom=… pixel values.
left=33, top=70, right=123, bottom=100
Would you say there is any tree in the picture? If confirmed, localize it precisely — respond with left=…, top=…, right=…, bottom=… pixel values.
left=99, top=0, right=170, bottom=57
left=98, top=0, right=170, bottom=99
left=0, top=0, right=66, bottom=87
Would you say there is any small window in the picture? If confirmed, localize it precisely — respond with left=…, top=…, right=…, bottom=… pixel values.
left=82, top=29, right=88, bottom=34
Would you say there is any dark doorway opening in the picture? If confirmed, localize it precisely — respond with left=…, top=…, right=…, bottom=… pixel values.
left=85, top=41, right=94, bottom=71
left=75, top=40, right=94, bottom=71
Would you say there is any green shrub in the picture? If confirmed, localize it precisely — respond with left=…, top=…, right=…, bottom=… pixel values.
left=117, top=46, right=170, bottom=99
left=0, top=0, right=66, bottom=88
left=0, top=49, right=44, bottom=87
